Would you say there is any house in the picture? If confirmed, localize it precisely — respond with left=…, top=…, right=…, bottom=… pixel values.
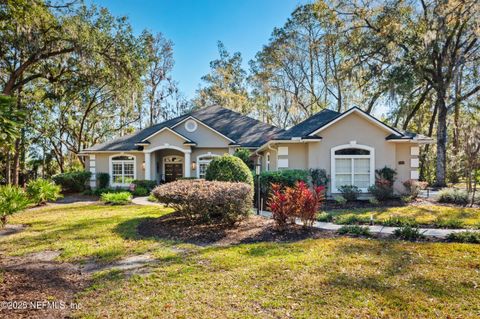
left=80, top=105, right=432, bottom=194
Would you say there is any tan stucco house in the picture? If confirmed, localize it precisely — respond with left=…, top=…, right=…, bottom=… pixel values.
left=81, top=105, right=432, bottom=194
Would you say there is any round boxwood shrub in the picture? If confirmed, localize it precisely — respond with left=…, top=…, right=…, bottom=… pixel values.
left=205, top=154, right=253, bottom=187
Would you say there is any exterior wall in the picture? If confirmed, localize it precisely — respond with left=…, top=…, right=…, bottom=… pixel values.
left=173, top=119, right=232, bottom=148
left=394, top=143, right=420, bottom=193
left=143, top=129, right=190, bottom=152
left=92, top=152, right=145, bottom=186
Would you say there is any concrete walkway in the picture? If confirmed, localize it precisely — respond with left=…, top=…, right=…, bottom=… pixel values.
left=131, top=197, right=475, bottom=239
left=258, top=211, right=475, bottom=239
left=132, top=196, right=163, bottom=206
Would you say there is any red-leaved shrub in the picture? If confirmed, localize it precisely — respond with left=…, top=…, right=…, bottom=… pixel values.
left=152, top=179, right=252, bottom=224
left=267, top=181, right=325, bottom=228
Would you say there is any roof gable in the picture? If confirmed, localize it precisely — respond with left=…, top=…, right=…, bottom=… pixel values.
left=140, top=127, right=194, bottom=143
left=171, top=115, right=236, bottom=143
left=308, top=107, right=401, bottom=137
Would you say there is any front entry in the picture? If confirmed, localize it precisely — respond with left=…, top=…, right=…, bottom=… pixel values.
left=163, top=155, right=184, bottom=182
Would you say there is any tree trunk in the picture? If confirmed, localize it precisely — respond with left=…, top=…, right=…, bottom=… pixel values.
left=12, top=138, right=20, bottom=185
left=435, top=90, right=448, bottom=187
left=6, top=151, right=11, bottom=184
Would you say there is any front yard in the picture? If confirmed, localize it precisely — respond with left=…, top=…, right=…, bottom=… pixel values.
left=1, top=202, right=479, bottom=318
left=323, top=204, right=480, bottom=228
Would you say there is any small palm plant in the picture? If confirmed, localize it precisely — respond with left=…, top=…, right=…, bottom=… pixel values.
left=0, top=185, right=30, bottom=227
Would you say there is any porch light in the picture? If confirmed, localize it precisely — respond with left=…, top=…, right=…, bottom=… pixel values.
left=255, top=163, right=261, bottom=176
left=191, top=161, right=196, bottom=170
left=142, top=161, right=145, bottom=170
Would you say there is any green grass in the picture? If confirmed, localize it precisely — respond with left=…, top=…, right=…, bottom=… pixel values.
left=325, top=205, right=480, bottom=228
left=1, top=204, right=480, bottom=318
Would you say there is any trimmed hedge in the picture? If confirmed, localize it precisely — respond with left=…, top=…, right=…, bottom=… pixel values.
left=53, top=171, right=92, bottom=193
left=152, top=180, right=252, bottom=224
left=205, top=154, right=253, bottom=187
left=258, top=169, right=310, bottom=200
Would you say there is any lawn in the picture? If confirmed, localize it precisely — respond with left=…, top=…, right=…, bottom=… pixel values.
left=1, top=203, right=480, bottom=318
left=324, top=204, right=480, bottom=228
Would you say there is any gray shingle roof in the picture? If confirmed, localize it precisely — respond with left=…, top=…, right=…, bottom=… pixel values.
left=84, top=105, right=283, bottom=151
left=274, top=109, right=341, bottom=139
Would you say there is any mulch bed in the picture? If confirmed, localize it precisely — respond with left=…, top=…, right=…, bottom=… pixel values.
left=0, top=252, right=88, bottom=319
left=138, top=212, right=337, bottom=246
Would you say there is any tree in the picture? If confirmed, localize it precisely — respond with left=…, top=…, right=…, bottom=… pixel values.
left=142, top=31, right=183, bottom=126
left=333, top=0, right=480, bottom=186
left=194, top=42, right=251, bottom=113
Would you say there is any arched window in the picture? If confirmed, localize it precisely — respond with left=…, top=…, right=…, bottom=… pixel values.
left=197, top=153, right=220, bottom=178
left=331, top=144, right=374, bottom=192
left=110, top=155, right=136, bottom=186
left=266, top=152, right=271, bottom=171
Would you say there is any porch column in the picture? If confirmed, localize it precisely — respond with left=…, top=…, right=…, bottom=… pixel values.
left=144, top=152, right=151, bottom=180
left=184, top=151, right=191, bottom=177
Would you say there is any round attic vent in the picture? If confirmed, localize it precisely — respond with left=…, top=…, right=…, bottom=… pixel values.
left=185, top=119, right=197, bottom=132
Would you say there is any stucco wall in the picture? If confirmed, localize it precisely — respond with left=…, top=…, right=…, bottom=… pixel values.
left=92, top=152, right=145, bottom=184
left=143, top=129, right=190, bottom=152
left=173, top=119, right=232, bottom=148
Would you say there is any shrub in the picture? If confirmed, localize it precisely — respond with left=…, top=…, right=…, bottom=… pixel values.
left=369, top=167, right=397, bottom=202
left=131, top=180, right=157, bottom=191
left=317, top=212, right=333, bottom=222
left=206, top=155, right=253, bottom=187
left=333, top=195, right=347, bottom=206
left=436, top=188, right=469, bottom=205
left=435, top=218, right=464, bottom=229
left=0, top=185, right=30, bottom=227
left=335, top=214, right=370, bottom=225
left=338, top=185, right=361, bottom=201
left=403, top=179, right=428, bottom=199
left=152, top=180, right=253, bottom=224
left=337, top=225, right=371, bottom=237
left=309, top=168, right=328, bottom=187
left=132, top=186, right=149, bottom=197
left=446, top=231, right=480, bottom=244
left=368, top=178, right=394, bottom=201
left=92, top=187, right=126, bottom=196
left=96, top=173, right=110, bottom=189
left=369, top=197, right=380, bottom=205
left=233, top=147, right=254, bottom=168
left=259, top=169, right=310, bottom=200
left=53, top=171, right=92, bottom=193
left=376, top=166, right=397, bottom=184
left=382, top=216, right=418, bottom=227
left=101, top=192, right=132, bottom=205
left=147, top=194, right=158, bottom=202
left=267, top=181, right=325, bottom=228
left=393, top=226, right=425, bottom=241
left=26, top=179, right=62, bottom=205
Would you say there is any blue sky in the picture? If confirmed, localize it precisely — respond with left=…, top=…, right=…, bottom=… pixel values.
left=92, top=0, right=305, bottom=100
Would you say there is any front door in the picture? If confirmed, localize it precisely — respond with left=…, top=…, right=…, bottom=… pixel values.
left=164, top=163, right=183, bottom=182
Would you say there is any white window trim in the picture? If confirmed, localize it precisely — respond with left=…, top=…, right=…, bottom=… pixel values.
left=331, top=143, right=375, bottom=193
left=109, top=154, right=137, bottom=187
left=266, top=152, right=271, bottom=171
left=196, top=153, right=220, bottom=178
left=184, top=119, right=198, bottom=132
left=171, top=116, right=236, bottom=143
left=163, top=155, right=184, bottom=180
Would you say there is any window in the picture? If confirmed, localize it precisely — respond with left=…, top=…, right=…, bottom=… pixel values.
left=185, top=119, right=198, bottom=132
left=331, top=144, right=374, bottom=192
left=197, top=153, right=219, bottom=178
left=266, top=152, right=270, bottom=171
left=110, top=155, right=136, bottom=186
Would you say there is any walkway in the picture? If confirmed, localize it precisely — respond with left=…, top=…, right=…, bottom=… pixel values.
left=131, top=197, right=475, bottom=239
